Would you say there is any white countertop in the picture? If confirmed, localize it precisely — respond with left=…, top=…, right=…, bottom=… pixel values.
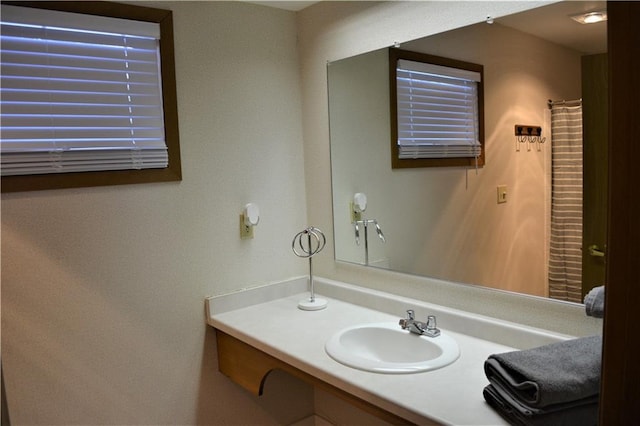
left=206, top=277, right=575, bottom=425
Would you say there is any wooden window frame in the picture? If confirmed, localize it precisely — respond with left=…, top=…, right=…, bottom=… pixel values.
left=389, top=48, right=485, bottom=169
left=1, top=1, right=182, bottom=193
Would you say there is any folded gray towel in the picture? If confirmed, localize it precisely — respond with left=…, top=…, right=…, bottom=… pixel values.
left=584, top=286, right=605, bottom=318
left=485, top=374, right=599, bottom=417
left=484, top=335, right=602, bottom=408
left=483, top=384, right=598, bottom=426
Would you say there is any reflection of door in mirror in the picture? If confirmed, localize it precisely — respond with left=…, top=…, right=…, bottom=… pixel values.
left=581, top=53, right=608, bottom=298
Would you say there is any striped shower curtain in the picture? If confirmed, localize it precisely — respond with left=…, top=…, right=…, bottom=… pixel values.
left=548, top=104, right=583, bottom=303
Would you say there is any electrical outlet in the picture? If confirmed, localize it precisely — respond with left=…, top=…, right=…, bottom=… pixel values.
left=240, top=214, right=254, bottom=239
left=497, top=185, right=508, bottom=204
left=350, top=202, right=362, bottom=222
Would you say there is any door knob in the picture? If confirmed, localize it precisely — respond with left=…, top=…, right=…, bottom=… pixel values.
left=588, top=245, right=606, bottom=257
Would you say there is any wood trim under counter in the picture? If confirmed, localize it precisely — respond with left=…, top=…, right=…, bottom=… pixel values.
left=214, top=329, right=427, bottom=426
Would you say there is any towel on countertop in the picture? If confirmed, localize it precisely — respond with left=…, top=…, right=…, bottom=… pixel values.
left=584, top=286, right=605, bottom=318
left=483, top=384, right=598, bottom=426
left=484, top=335, right=602, bottom=408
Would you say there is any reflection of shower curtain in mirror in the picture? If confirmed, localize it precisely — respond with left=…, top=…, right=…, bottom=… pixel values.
left=548, top=104, right=583, bottom=303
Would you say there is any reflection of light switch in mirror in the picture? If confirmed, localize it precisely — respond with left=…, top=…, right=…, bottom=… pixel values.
left=240, top=203, right=260, bottom=239
left=497, top=185, right=508, bottom=204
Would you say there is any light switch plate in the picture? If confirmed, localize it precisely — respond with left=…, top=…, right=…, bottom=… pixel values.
left=497, top=185, right=508, bottom=204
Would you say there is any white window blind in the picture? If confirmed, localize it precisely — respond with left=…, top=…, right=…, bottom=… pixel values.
left=0, top=5, right=167, bottom=177
left=396, top=59, right=481, bottom=159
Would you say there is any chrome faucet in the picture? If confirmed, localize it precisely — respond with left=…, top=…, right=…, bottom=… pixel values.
left=399, top=310, right=441, bottom=337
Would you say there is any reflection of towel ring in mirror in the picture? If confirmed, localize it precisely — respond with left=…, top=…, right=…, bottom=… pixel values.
left=292, top=227, right=327, bottom=311
left=352, top=219, right=385, bottom=266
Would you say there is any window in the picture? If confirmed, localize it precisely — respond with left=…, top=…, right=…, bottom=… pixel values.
left=389, top=48, right=484, bottom=169
left=0, top=2, right=181, bottom=192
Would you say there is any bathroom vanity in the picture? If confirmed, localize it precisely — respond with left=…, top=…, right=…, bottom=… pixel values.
left=205, top=277, right=577, bottom=425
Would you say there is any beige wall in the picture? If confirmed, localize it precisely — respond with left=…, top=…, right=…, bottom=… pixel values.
left=2, top=1, right=598, bottom=425
left=329, top=21, right=582, bottom=297
left=1, top=2, right=312, bottom=424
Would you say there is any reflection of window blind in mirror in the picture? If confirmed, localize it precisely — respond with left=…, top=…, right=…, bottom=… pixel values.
left=396, top=59, right=481, bottom=159
left=0, top=5, right=167, bottom=177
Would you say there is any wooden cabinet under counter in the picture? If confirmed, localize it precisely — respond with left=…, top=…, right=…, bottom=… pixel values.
left=214, top=329, right=420, bottom=425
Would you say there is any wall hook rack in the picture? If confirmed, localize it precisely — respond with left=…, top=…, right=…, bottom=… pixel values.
left=514, top=124, right=546, bottom=151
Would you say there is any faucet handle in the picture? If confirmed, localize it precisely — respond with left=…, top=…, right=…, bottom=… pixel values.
left=426, top=315, right=437, bottom=330
left=399, top=309, right=415, bottom=329
left=424, top=315, right=441, bottom=337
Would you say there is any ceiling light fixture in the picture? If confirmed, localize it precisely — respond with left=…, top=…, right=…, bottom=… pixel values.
left=570, top=10, right=607, bottom=24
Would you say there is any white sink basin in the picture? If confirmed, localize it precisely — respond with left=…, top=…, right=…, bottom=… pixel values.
left=325, top=322, right=460, bottom=374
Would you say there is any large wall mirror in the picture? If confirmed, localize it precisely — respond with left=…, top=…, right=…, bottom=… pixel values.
left=328, top=1, right=608, bottom=302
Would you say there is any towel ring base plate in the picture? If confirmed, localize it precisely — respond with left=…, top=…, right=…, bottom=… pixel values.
left=298, top=297, right=328, bottom=311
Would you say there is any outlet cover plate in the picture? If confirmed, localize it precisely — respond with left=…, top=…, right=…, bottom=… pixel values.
left=240, top=214, right=254, bottom=239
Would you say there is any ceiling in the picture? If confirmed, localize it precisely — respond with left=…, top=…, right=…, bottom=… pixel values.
left=252, top=1, right=607, bottom=55
left=497, top=1, right=607, bottom=55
